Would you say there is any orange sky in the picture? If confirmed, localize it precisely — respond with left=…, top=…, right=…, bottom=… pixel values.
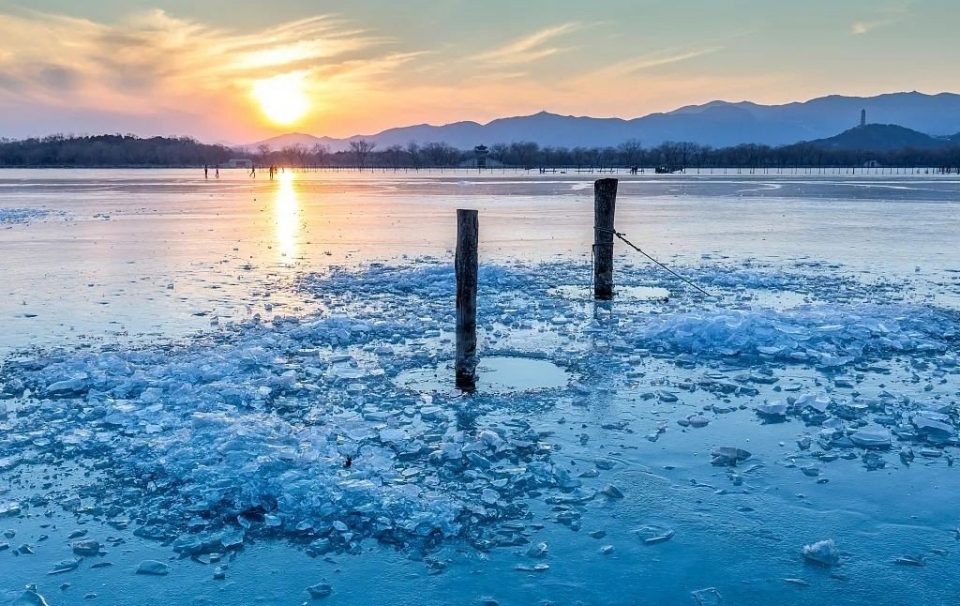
left=0, top=1, right=956, bottom=143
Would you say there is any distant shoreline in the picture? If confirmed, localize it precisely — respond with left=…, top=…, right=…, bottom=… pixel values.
left=0, top=165, right=953, bottom=173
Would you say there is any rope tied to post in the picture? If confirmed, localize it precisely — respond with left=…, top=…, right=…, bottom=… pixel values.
left=594, top=226, right=713, bottom=297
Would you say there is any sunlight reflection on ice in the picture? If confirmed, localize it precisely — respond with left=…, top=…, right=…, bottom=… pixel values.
left=274, top=172, right=300, bottom=265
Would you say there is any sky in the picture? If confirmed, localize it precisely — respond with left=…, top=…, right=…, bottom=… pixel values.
left=0, top=0, right=957, bottom=143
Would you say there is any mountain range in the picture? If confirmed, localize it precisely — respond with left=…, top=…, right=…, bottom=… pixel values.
left=249, top=92, right=960, bottom=152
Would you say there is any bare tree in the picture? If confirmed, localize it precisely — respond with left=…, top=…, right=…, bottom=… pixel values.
left=618, top=138, right=643, bottom=168
left=292, top=143, right=308, bottom=169
left=257, top=143, right=272, bottom=165
left=311, top=143, right=329, bottom=168
left=571, top=146, right=589, bottom=171
left=598, top=146, right=618, bottom=171
left=509, top=141, right=540, bottom=168
left=384, top=145, right=404, bottom=170
left=349, top=139, right=376, bottom=171
left=587, top=147, right=604, bottom=170
left=488, top=143, right=508, bottom=166
left=423, top=142, right=459, bottom=167
left=677, top=142, right=697, bottom=170
left=405, top=142, right=422, bottom=170
left=280, top=145, right=297, bottom=167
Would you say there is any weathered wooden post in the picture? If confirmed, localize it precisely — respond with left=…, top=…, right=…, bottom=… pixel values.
left=593, top=178, right=618, bottom=300
left=456, top=209, right=479, bottom=390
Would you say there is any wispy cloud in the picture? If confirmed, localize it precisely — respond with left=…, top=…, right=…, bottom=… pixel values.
left=851, top=4, right=909, bottom=35
left=584, top=46, right=723, bottom=81
left=474, top=23, right=581, bottom=65
left=851, top=19, right=889, bottom=35
left=615, top=47, right=721, bottom=74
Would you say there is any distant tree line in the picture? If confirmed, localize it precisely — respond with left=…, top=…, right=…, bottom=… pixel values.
left=224, top=138, right=960, bottom=173
left=0, top=134, right=234, bottom=167
left=2, top=133, right=959, bottom=173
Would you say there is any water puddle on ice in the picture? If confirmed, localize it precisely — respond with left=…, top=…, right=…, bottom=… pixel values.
left=734, top=289, right=814, bottom=310
left=393, top=355, right=570, bottom=394
left=548, top=285, right=670, bottom=301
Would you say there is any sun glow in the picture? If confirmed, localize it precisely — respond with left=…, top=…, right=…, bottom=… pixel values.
left=253, top=73, right=310, bottom=126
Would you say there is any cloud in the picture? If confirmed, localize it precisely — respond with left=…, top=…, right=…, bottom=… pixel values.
left=851, top=4, right=909, bottom=35
left=614, top=47, right=722, bottom=74
left=851, top=20, right=891, bottom=35
left=474, top=23, right=581, bottom=65
left=0, top=8, right=392, bottom=125
left=580, top=46, right=723, bottom=82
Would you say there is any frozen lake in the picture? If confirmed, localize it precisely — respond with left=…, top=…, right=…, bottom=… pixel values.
left=3, top=169, right=959, bottom=355
left=2, top=169, right=960, bottom=605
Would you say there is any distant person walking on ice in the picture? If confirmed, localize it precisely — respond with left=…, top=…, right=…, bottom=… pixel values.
left=204, top=165, right=208, bottom=179
left=215, top=165, right=220, bottom=179
left=250, top=165, right=256, bottom=178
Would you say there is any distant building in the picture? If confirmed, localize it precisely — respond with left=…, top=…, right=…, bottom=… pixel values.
left=474, top=145, right=489, bottom=168
left=460, top=145, right=502, bottom=169
left=226, top=158, right=253, bottom=169
left=860, top=109, right=866, bottom=127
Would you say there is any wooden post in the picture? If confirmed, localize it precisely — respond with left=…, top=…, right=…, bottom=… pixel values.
left=456, top=209, right=479, bottom=390
left=593, top=178, right=618, bottom=300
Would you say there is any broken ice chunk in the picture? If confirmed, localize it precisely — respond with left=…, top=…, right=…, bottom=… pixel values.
left=514, top=563, right=549, bottom=572
left=794, top=393, right=830, bottom=414
left=44, top=375, right=89, bottom=397
left=912, top=415, right=955, bottom=438
left=862, top=452, right=886, bottom=470
left=691, top=587, right=722, bottom=606
left=136, top=560, right=170, bottom=575
left=801, top=539, right=839, bottom=567
left=601, top=485, right=624, bottom=499
left=849, top=429, right=892, bottom=449
left=635, top=525, right=675, bottom=545
left=307, top=580, right=332, bottom=599
left=47, top=558, right=83, bottom=574
left=420, top=406, right=446, bottom=422
left=894, top=555, right=925, bottom=567
left=754, top=402, right=788, bottom=422
left=10, top=587, right=51, bottom=606
left=71, top=540, right=101, bottom=556
left=711, top=447, right=751, bottom=467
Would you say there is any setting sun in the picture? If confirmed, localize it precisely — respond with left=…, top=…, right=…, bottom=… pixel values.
left=252, top=73, right=310, bottom=126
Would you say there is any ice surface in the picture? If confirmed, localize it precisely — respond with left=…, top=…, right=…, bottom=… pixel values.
left=2, top=170, right=960, bottom=604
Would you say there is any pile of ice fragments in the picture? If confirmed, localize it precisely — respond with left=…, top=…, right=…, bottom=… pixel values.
left=0, top=258, right=957, bottom=559
left=0, top=208, right=53, bottom=225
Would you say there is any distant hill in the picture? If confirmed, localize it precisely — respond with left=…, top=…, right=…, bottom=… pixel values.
left=245, top=132, right=342, bottom=152
left=810, top=124, right=958, bottom=151
left=251, top=91, right=960, bottom=152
